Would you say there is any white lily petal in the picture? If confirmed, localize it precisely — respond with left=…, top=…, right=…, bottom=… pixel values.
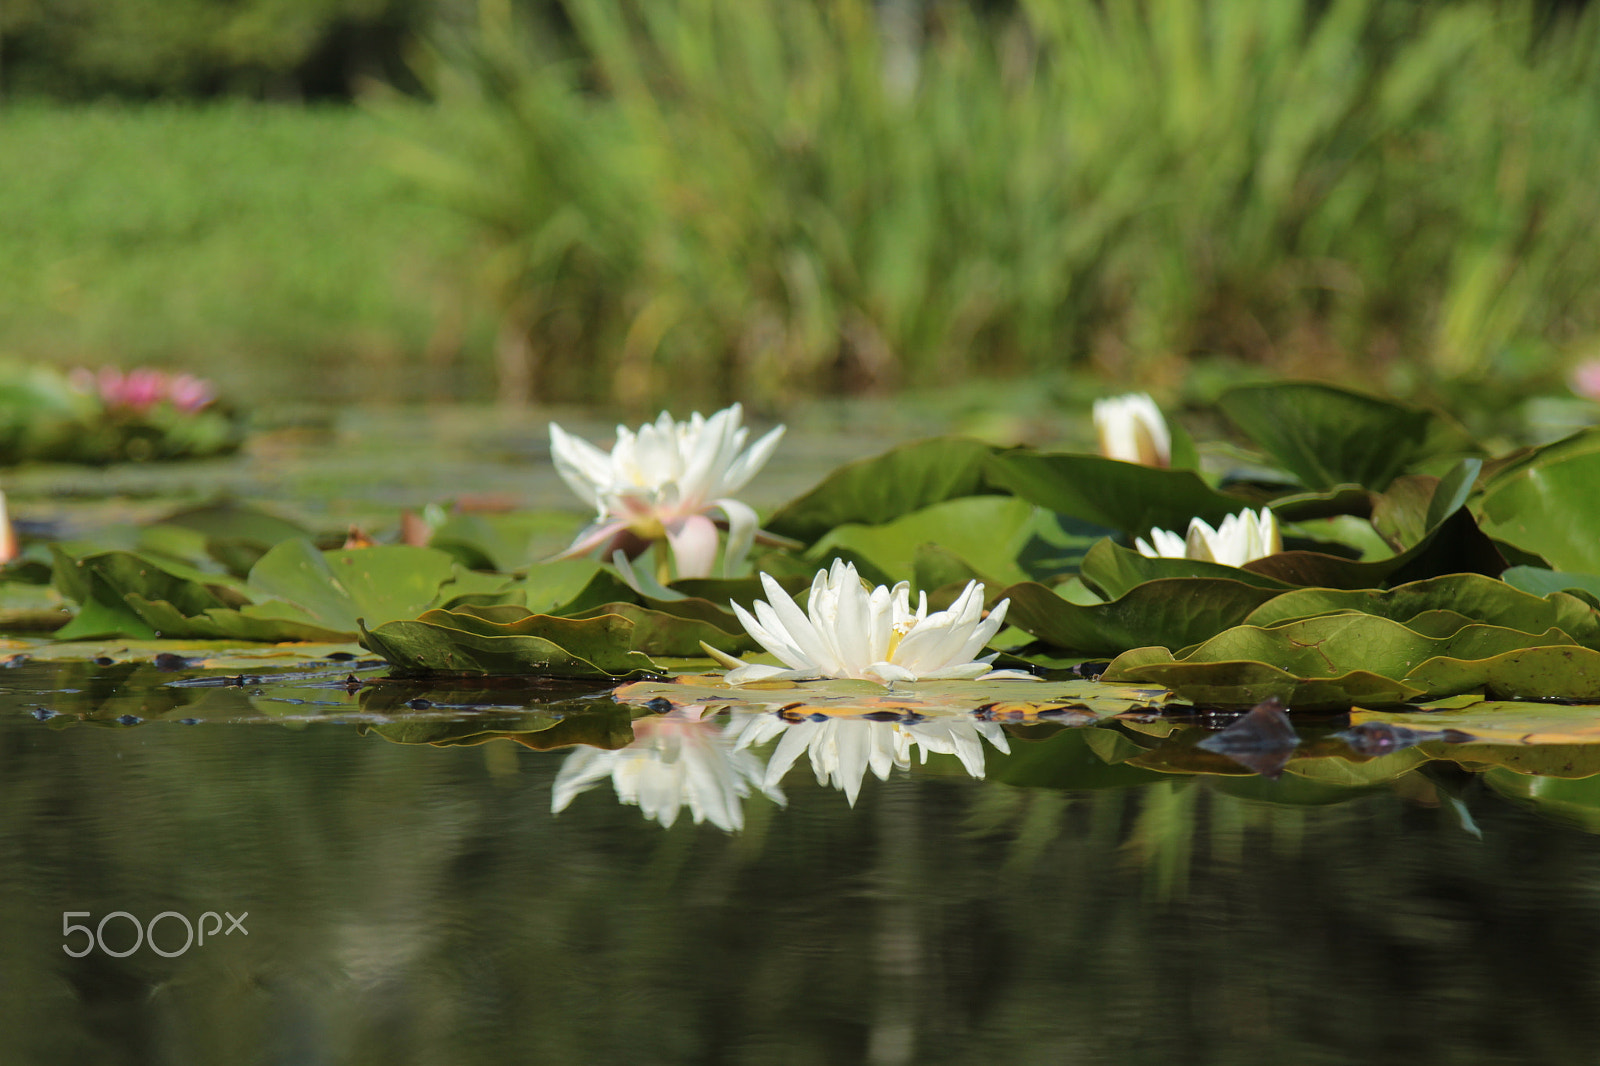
left=712, top=497, right=761, bottom=576
left=731, top=599, right=813, bottom=671
left=720, top=424, right=786, bottom=495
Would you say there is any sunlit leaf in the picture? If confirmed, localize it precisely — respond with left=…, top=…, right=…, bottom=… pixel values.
left=983, top=450, right=1251, bottom=534
left=1216, top=381, right=1470, bottom=490
left=1242, top=573, right=1600, bottom=646
left=765, top=437, right=1001, bottom=543
left=809, top=495, right=1035, bottom=587
left=1478, top=428, right=1600, bottom=574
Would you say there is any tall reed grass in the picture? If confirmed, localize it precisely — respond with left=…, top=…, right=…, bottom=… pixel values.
left=388, top=0, right=1600, bottom=409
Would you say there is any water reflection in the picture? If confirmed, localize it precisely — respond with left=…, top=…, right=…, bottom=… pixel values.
left=730, top=711, right=1011, bottom=806
left=551, top=708, right=783, bottom=831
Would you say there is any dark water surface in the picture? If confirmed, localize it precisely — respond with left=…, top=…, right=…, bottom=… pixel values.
left=5, top=665, right=1600, bottom=1065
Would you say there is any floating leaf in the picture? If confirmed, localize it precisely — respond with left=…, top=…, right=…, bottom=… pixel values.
left=359, top=605, right=658, bottom=677
left=1216, top=381, right=1468, bottom=491
left=1102, top=648, right=1421, bottom=710
left=1478, top=428, right=1600, bottom=574
left=810, top=495, right=1035, bottom=588
left=1241, top=507, right=1504, bottom=589
left=765, top=437, right=1001, bottom=543
left=1403, top=645, right=1600, bottom=701
left=567, top=601, right=756, bottom=657
left=1243, top=573, right=1600, bottom=646
left=1000, top=577, right=1283, bottom=657
left=1078, top=539, right=1294, bottom=600
left=1501, top=566, right=1600, bottom=603
left=984, top=450, right=1251, bottom=534
left=613, top=675, right=1168, bottom=719
left=246, top=540, right=463, bottom=635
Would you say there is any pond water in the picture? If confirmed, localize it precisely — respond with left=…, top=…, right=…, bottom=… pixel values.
left=6, top=404, right=1600, bottom=1063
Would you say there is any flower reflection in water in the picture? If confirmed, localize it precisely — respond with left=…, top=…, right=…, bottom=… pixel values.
left=552, top=707, right=785, bottom=831
left=730, top=712, right=1011, bottom=807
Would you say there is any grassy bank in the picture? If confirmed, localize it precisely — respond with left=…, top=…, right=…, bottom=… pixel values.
left=0, top=102, right=486, bottom=404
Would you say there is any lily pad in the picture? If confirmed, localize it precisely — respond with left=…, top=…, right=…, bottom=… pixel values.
left=359, top=605, right=658, bottom=677
left=809, top=495, right=1035, bottom=588
left=765, top=437, right=1001, bottom=543
left=1216, top=381, right=1469, bottom=491
left=1078, top=539, right=1294, bottom=600
left=983, top=450, right=1252, bottom=535
left=1000, top=577, right=1284, bottom=657
left=567, top=601, right=756, bottom=657
left=1478, top=428, right=1600, bottom=574
left=1242, top=573, right=1600, bottom=646
left=612, top=675, right=1170, bottom=719
left=1101, top=648, right=1421, bottom=710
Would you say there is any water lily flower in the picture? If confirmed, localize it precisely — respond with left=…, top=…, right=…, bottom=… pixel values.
left=551, top=707, right=785, bottom=832
left=550, top=404, right=784, bottom=580
left=1093, top=392, right=1170, bottom=467
left=70, top=366, right=216, bottom=414
left=1136, top=507, right=1280, bottom=567
left=1571, top=358, right=1600, bottom=402
left=710, top=559, right=1035, bottom=686
left=728, top=712, right=1010, bottom=807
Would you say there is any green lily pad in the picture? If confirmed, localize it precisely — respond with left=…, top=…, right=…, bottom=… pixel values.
left=246, top=540, right=463, bottom=635
left=765, top=437, right=1001, bottom=543
left=1242, top=573, right=1600, bottom=646
left=810, top=495, right=1035, bottom=588
left=359, top=605, right=658, bottom=677
left=51, top=547, right=253, bottom=641
left=1403, top=645, right=1600, bottom=701
left=1078, top=539, right=1294, bottom=600
left=983, top=450, right=1252, bottom=535
left=567, top=600, right=756, bottom=657
left=613, top=676, right=1170, bottom=718
left=1102, top=648, right=1421, bottom=710
left=1216, top=381, right=1470, bottom=491
left=1241, top=507, right=1504, bottom=589
left=1478, top=428, right=1600, bottom=574
left=1000, top=577, right=1284, bottom=657
left=1501, top=566, right=1600, bottom=603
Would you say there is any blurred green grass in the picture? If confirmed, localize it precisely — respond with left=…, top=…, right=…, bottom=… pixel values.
left=390, top=0, right=1600, bottom=410
left=0, top=101, right=488, bottom=403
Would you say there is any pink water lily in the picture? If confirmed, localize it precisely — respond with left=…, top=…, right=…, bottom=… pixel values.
left=70, top=366, right=216, bottom=414
left=550, top=404, right=784, bottom=579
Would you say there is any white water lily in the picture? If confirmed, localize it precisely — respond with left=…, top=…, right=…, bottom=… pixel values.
left=551, top=707, right=785, bottom=832
left=710, top=559, right=1034, bottom=686
left=728, top=712, right=1010, bottom=807
left=1136, top=507, right=1281, bottom=567
left=1093, top=392, right=1170, bottom=467
left=550, top=404, right=785, bottom=579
